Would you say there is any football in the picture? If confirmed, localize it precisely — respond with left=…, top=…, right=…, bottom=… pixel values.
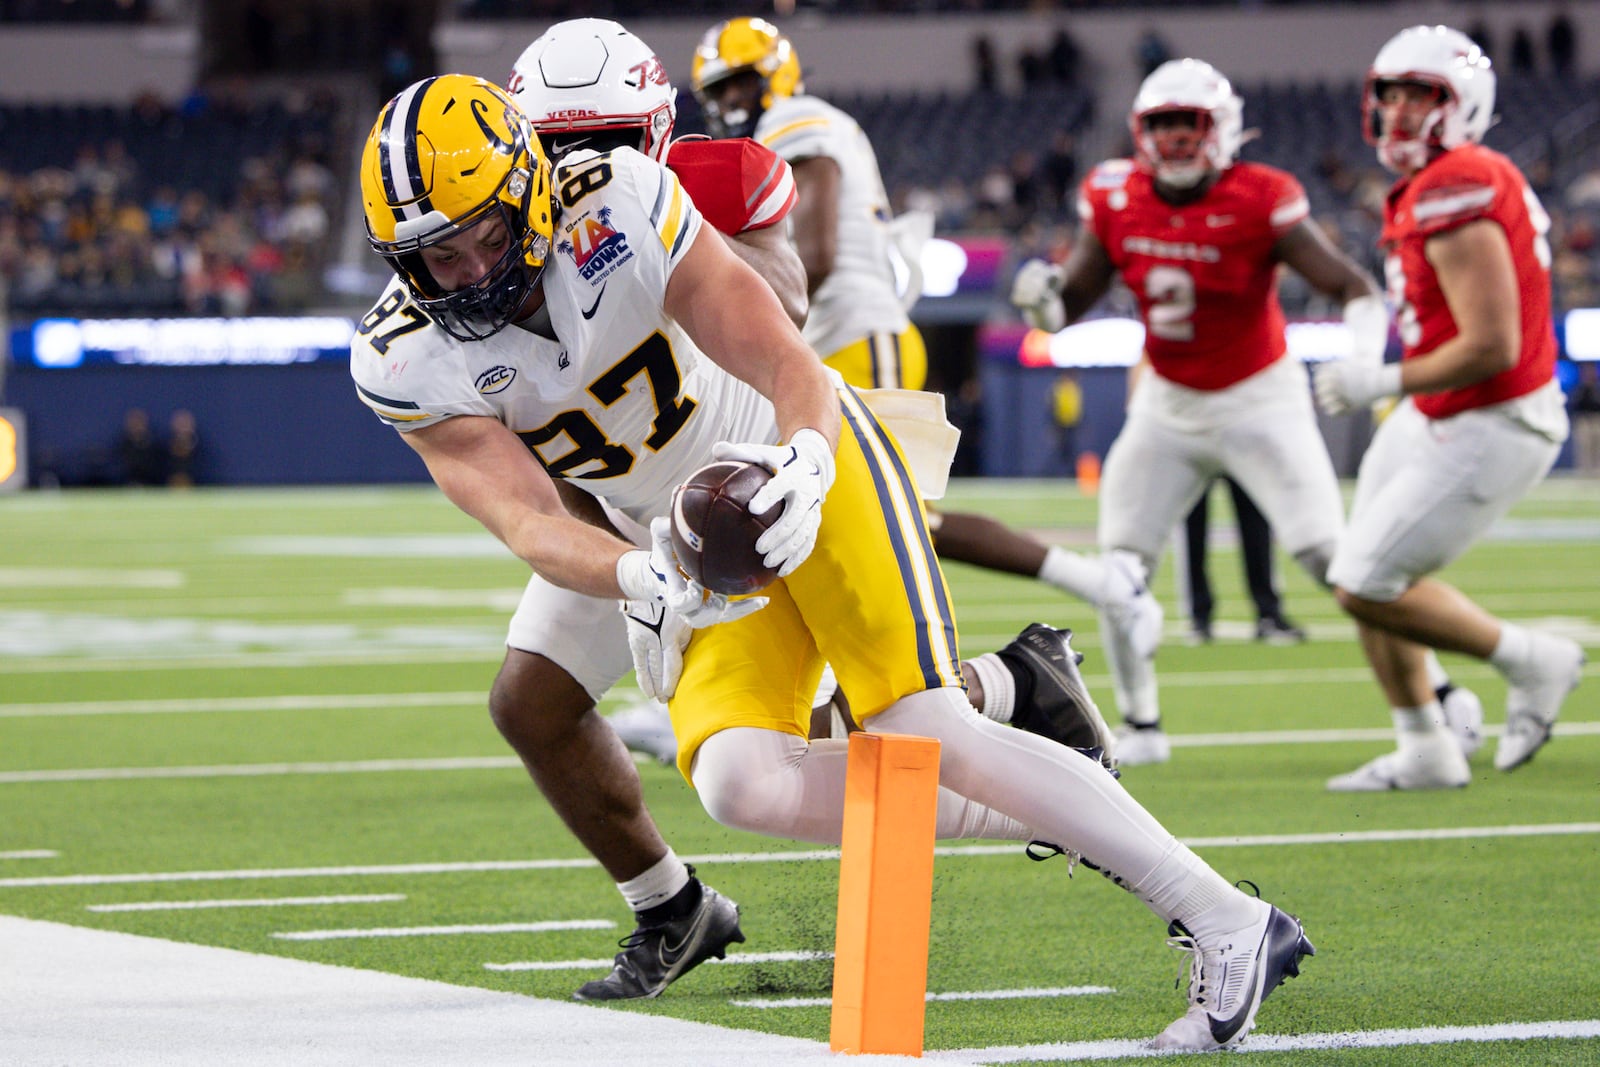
left=670, top=461, right=783, bottom=596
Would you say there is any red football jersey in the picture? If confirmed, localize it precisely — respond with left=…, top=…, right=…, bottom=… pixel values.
left=665, top=137, right=796, bottom=237
left=1079, top=160, right=1308, bottom=391
left=1380, top=143, right=1557, bottom=419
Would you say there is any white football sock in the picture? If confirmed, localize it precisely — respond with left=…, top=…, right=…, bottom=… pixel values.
left=965, top=652, right=1015, bottom=723
left=1037, top=546, right=1106, bottom=604
left=617, top=850, right=690, bottom=913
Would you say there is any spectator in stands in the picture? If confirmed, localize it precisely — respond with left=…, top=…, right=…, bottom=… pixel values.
left=1509, top=26, right=1536, bottom=74
left=1547, top=7, right=1577, bottom=78
left=972, top=33, right=998, bottom=92
left=164, top=408, right=199, bottom=487
left=116, top=407, right=164, bottom=486
left=1041, top=129, right=1080, bottom=214
left=1008, top=58, right=1479, bottom=766
left=693, top=15, right=1161, bottom=647
left=1136, top=28, right=1172, bottom=78
left=1049, top=27, right=1083, bottom=87
left=1312, top=26, right=1583, bottom=788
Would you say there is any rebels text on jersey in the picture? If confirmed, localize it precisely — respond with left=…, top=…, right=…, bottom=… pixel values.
left=665, top=137, right=795, bottom=236
left=1381, top=142, right=1557, bottom=419
left=349, top=146, right=779, bottom=527
left=1079, top=160, right=1309, bottom=391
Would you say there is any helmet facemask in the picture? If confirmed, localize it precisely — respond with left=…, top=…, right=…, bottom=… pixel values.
left=386, top=190, right=548, bottom=343
left=1136, top=109, right=1216, bottom=189
left=362, top=75, right=554, bottom=343
left=697, top=70, right=765, bottom=140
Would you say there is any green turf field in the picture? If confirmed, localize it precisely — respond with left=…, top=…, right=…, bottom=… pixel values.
left=3, top=479, right=1597, bottom=1064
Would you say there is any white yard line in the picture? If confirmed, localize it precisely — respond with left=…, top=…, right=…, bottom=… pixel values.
left=0, top=850, right=58, bottom=860
left=486, top=950, right=833, bottom=972
left=0, top=694, right=486, bottom=716
left=0, top=692, right=486, bottom=718
left=7, top=721, right=1598, bottom=783
left=272, top=920, right=614, bottom=941
left=0, top=757, right=523, bottom=783
left=734, top=986, right=1117, bottom=1010
left=935, top=1019, right=1600, bottom=1062
left=86, top=894, right=405, bottom=913
left=4, top=823, right=1597, bottom=890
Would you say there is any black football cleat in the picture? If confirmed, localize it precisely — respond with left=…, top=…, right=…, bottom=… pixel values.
left=572, top=878, right=744, bottom=1001
left=998, top=623, right=1119, bottom=770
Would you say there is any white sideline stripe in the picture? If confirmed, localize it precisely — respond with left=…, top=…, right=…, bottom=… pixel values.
left=1175, top=721, right=1600, bottom=747
left=0, top=849, right=58, bottom=859
left=10, top=722, right=1600, bottom=783
left=486, top=949, right=833, bottom=972
left=5, top=823, right=1597, bottom=889
left=0, top=567, right=184, bottom=588
left=0, top=692, right=486, bottom=718
left=87, top=894, right=406, bottom=913
left=937, top=1019, right=1600, bottom=1062
left=4, top=915, right=905, bottom=1067
left=0, top=648, right=502, bottom=675
left=273, top=920, right=615, bottom=941
left=734, top=986, right=1116, bottom=1010
left=0, top=756, right=522, bottom=783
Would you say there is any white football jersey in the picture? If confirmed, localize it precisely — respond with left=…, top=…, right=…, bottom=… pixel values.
left=350, top=146, right=779, bottom=527
left=755, top=94, right=908, bottom=356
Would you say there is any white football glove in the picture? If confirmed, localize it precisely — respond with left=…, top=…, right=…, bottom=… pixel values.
left=615, top=517, right=769, bottom=629
left=1312, top=360, right=1403, bottom=416
left=1342, top=293, right=1390, bottom=366
left=711, top=427, right=835, bottom=577
left=1009, top=258, right=1067, bottom=333
left=620, top=598, right=691, bottom=701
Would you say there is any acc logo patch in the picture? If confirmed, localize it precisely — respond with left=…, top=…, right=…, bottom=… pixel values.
left=475, top=365, right=516, bottom=394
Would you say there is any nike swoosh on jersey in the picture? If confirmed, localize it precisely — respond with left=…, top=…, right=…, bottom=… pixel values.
left=581, top=284, right=608, bottom=320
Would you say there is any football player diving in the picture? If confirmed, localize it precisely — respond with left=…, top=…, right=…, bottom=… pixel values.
left=353, top=71, right=1312, bottom=1049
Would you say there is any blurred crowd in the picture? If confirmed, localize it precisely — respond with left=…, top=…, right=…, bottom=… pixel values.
left=0, top=86, right=341, bottom=316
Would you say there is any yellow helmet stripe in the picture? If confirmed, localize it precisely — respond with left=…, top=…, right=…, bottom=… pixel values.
left=377, top=76, right=439, bottom=228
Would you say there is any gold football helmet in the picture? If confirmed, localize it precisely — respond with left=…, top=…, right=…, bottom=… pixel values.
left=360, top=74, right=553, bottom=341
left=690, top=17, right=802, bottom=139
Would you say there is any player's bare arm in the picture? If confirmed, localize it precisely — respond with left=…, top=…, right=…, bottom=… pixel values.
left=789, top=155, right=842, bottom=294
left=1274, top=219, right=1379, bottom=303
left=1057, top=229, right=1118, bottom=323
left=664, top=222, right=841, bottom=448
left=1405, top=219, right=1523, bottom=392
left=721, top=223, right=808, bottom=327
left=403, top=414, right=636, bottom=598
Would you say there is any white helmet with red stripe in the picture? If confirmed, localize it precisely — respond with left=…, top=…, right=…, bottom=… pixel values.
left=1365, top=25, right=1496, bottom=173
left=509, top=18, right=676, bottom=163
left=1129, top=59, right=1243, bottom=189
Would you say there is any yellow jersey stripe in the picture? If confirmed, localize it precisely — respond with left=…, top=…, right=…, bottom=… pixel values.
left=656, top=177, right=687, bottom=255
left=760, top=116, right=829, bottom=148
